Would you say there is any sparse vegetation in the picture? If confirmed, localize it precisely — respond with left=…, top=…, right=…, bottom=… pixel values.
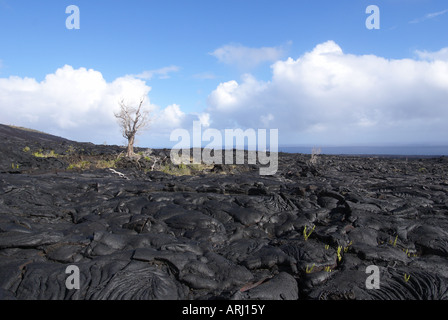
left=305, top=264, right=315, bottom=274
left=96, top=159, right=117, bottom=169
left=66, top=158, right=117, bottom=171
left=32, top=149, right=59, bottom=158
left=303, top=225, right=315, bottom=241
left=337, top=246, right=343, bottom=262
left=402, top=248, right=418, bottom=258
left=161, top=163, right=192, bottom=176
left=67, top=161, right=91, bottom=170
left=389, top=235, right=398, bottom=247
left=65, top=145, right=76, bottom=155
left=344, top=241, right=353, bottom=252
left=404, top=274, right=411, bottom=282
left=159, top=162, right=215, bottom=176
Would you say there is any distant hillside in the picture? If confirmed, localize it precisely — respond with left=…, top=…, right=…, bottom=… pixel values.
left=0, top=124, right=73, bottom=144
left=0, top=123, right=162, bottom=174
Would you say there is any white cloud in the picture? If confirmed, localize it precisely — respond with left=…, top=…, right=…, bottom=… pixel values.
left=210, top=43, right=288, bottom=69
left=416, top=47, right=448, bottom=61
left=192, top=72, right=216, bottom=80
left=0, top=65, right=197, bottom=146
left=150, top=103, right=211, bottom=144
left=132, top=65, right=180, bottom=80
left=410, top=9, right=448, bottom=24
left=152, top=104, right=185, bottom=130
left=206, top=41, right=448, bottom=146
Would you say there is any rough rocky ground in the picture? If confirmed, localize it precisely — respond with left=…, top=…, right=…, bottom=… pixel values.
left=1, top=124, right=448, bottom=300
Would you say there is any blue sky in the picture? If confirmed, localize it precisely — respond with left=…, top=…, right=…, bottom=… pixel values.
left=1, top=0, right=448, bottom=149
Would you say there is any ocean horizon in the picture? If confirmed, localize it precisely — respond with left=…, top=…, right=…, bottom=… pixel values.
left=278, top=145, right=448, bottom=156
left=165, top=145, right=448, bottom=157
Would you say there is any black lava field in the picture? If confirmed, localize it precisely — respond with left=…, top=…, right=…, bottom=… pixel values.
left=1, top=124, right=448, bottom=300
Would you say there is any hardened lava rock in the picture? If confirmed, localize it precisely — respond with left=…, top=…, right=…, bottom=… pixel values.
left=1, top=124, right=448, bottom=300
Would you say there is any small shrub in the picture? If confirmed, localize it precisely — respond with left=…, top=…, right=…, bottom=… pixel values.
left=32, top=150, right=45, bottom=158
left=95, top=159, right=116, bottom=169
left=67, top=161, right=90, bottom=170
left=161, top=164, right=192, bottom=176
left=32, top=150, right=58, bottom=158
left=65, top=145, right=76, bottom=155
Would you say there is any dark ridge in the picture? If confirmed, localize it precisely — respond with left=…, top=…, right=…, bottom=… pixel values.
left=0, top=124, right=73, bottom=144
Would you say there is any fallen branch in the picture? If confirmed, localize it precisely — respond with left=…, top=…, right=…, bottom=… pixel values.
left=108, top=168, right=129, bottom=180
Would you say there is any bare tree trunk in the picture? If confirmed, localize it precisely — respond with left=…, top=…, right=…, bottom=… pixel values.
left=114, top=98, right=150, bottom=159
left=127, top=135, right=135, bottom=158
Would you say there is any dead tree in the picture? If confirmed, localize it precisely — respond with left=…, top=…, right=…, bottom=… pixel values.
left=114, top=98, right=150, bottom=158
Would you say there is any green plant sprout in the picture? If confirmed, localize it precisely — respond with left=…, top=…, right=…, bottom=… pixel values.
left=337, top=246, right=343, bottom=262
left=403, top=248, right=409, bottom=256
left=402, top=248, right=418, bottom=258
left=306, top=264, right=315, bottom=274
left=344, top=241, right=353, bottom=253
left=388, top=235, right=398, bottom=246
left=303, top=225, right=315, bottom=241
left=325, top=244, right=330, bottom=250
left=324, top=266, right=332, bottom=272
left=404, top=274, right=411, bottom=282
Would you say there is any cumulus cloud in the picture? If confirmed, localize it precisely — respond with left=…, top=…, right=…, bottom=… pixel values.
left=150, top=104, right=187, bottom=134
left=0, top=65, right=196, bottom=146
left=210, top=43, right=288, bottom=69
left=206, top=41, right=448, bottom=146
left=416, top=47, right=448, bottom=61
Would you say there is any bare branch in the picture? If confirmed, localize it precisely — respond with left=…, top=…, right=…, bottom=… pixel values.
left=114, top=97, right=151, bottom=157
